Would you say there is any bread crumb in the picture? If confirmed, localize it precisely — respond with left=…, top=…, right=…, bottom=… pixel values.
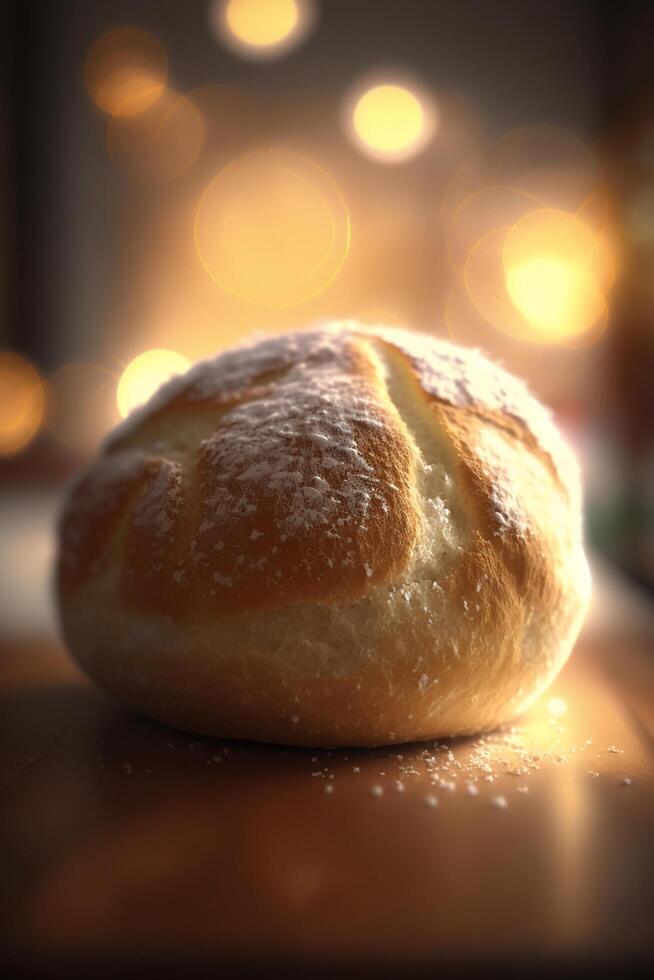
left=491, top=795, right=508, bottom=809
left=370, top=785, right=384, bottom=797
left=424, top=794, right=439, bottom=808
left=324, top=784, right=335, bottom=795
left=123, top=763, right=133, bottom=775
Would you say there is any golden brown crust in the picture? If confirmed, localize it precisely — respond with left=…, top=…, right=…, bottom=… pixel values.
left=58, top=451, right=151, bottom=593
left=179, top=338, right=421, bottom=615
left=56, top=323, right=590, bottom=746
left=60, top=334, right=421, bottom=618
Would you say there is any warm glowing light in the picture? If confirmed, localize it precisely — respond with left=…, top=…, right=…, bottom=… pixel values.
left=447, top=185, right=543, bottom=282
left=195, top=150, right=350, bottom=307
left=117, top=350, right=189, bottom=419
left=502, top=209, right=612, bottom=340
left=107, top=88, right=204, bottom=182
left=213, top=0, right=315, bottom=59
left=0, top=352, right=45, bottom=455
left=506, top=257, right=603, bottom=339
left=444, top=125, right=615, bottom=346
left=504, top=209, right=614, bottom=291
left=84, top=28, right=167, bottom=117
left=548, top=697, right=569, bottom=718
left=350, top=83, right=435, bottom=163
left=443, top=126, right=612, bottom=340
left=226, top=0, right=297, bottom=45
left=462, top=213, right=612, bottom=347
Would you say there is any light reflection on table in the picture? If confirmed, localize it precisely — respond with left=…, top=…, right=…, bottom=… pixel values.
left=1, top=490, right=653, bottom=974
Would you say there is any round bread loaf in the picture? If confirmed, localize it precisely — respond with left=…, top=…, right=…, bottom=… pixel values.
left=56, top=323, right=590, bottom=746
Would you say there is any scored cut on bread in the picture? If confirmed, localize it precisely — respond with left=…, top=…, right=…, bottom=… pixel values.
left=57, top=323, right=591, bottom=746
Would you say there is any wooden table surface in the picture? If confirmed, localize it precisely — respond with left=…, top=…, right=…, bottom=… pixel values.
left=2, top=629, right=653, bottom=978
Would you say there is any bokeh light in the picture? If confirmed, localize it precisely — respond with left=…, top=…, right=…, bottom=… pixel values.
left=461, top=214, right=612, bottom=345
left=447, top=185, right=544, bottom=282
left=0, top=352, right=45, bottom=456
left=443, top=125, right=606, bottom=258
left=195, top=149, right=350, bottom=307
left=348, top=81, right=436, bottom=163
left=502, top=208, right=613, bottom=340
left=106, top=88, right=204, bottom=182
left=503, top=208, right=614, bottom=293
left=212, top=0, right=316, bottom=60
left=548, top=697, right=569, bottom=718
left=225, top=0, right=298, bottom=45
left=117, top=349, right=190, bottom=418
left=84, top=27, right=167, bottom=117
left=505, top=256, right=603, bottom=340
left=442, top=125, right=615, bottom=346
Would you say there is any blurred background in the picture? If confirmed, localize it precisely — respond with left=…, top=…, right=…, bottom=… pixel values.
left=2, top=0, right=654, bottom=641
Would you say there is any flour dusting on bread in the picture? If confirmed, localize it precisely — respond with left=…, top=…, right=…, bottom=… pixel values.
left=57, top=323, right=590, bottom=747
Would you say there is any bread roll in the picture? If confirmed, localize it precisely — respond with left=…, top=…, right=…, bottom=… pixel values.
left=56, top=323, right=590, bottom=746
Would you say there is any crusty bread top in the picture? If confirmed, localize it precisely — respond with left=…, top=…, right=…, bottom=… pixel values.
left=58, top=324, right=581, bottom=619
